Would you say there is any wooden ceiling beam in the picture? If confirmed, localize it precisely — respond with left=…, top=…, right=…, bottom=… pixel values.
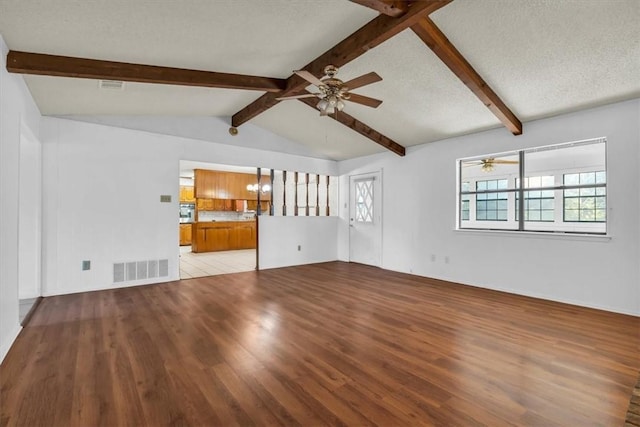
left=349, top=0, right=411, bottom=17
left=6, top=51, right=287, bottom=92
left=297, top=96, right=405, bottom=156
left=410, top=17, right=522, bottom=135
left=232, top=0, right=451, bottom=128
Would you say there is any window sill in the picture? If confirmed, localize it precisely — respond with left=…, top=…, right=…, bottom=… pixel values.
left=454, top=228, right=611, bottom=242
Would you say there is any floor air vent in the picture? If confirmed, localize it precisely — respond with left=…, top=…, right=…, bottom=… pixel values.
left=113, top=259, right=169, bottom=283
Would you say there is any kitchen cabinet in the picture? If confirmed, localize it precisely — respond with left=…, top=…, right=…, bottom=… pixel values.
left=192, top=221, right=256, bottom=253
left=179, top=223, right=192, bottom=246
left=194, top=169, right=214, bottom=199
left=247, top=200, right=271, bottom=213
left=193, top=222, right=227, bottom=252
left=179, top=186, right=195, bottom=203
left=214, top=199, right=234, bottom=211
left=196, top=198, right=236, bottom=211
left=194, top=169, right=272, bottom=201
left=232, top=222, right=256, bottom=249
left=197, top=198, right=214, bottom=211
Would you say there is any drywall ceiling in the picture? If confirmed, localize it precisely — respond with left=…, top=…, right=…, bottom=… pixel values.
left=0, top=0, right=638, bottom=160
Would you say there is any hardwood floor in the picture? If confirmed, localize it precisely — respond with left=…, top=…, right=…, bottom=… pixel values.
left=1, top=262, right=638, bottom=426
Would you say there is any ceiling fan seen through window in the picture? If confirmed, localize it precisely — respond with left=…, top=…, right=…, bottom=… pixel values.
left=463, top=157, right=520, bottom=173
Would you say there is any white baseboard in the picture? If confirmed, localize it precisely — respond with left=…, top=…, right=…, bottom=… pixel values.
left=0, top=323, right=22, bottom=365
left=42, top=274, right=180, bottom=297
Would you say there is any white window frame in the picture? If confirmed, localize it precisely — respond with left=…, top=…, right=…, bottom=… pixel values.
left=457, top=138, right=607, bottom=235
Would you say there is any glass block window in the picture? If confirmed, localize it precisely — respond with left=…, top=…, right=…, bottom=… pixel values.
left=355, top=179, right=374, bottom=223
left=475, top=179, right=508, bottom=221
left=563, top=171, right=606, bottom=222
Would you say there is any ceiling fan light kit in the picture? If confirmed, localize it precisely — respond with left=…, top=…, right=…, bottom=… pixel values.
left=481, top=162, right=495, bottom=173
left=277, top=65, right=383, bottom=117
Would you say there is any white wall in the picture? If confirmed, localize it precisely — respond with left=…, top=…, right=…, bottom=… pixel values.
left=18, top=124, right=42, bottom=299
left=338, top=99, right=640, bottom=316
left=0, top=35, right=42, bottom=363
left=40, top=117, right=338, bottom=296
left=61, top=115, right=333, bottom=160
left=258, top=216, right=339, bottom=269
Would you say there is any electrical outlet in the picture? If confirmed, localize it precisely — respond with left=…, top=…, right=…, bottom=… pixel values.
left=297, top=245, right=301, bottom=251
left=82, top=260, right=91, bottom=271
left=430, top=254, right=436, bottom=262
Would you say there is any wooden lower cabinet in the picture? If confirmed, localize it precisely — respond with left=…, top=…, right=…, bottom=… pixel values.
left=233, top=223, right=255, bottom=249
left=192, top=221, right=256, bottom=252
left=179, top=223, right=192, bottom=246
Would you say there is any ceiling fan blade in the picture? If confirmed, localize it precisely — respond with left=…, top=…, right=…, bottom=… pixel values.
left=490, top=159, right=519, bottom=164
left=276, top=93, right=320, bottom=101
left=293, top=70, right=325, bottom=87
left=342, top=72, right=382, bottom=90
left=346, top=93, right=383, bottom=108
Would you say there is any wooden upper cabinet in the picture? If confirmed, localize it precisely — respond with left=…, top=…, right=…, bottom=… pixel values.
left=213, top=172, right=225, bottom=199
left=194, top=169, right=273, bottom=201
left=180, top=186, right=195, bottom=203
left=194, top=169, right=210, bottom=198
left=232, top=174, right=244, bottom=200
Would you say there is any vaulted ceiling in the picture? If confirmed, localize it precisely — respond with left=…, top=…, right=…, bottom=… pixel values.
left=0, top=0, right=638, bottom=160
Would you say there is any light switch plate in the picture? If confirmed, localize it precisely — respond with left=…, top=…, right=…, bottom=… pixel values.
left=160, top=195, right=172, bottom=203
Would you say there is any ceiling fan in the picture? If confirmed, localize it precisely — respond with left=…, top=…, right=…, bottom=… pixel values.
left=276, top=65, right=383, bottom=117
left=464, top=158, right=519, bottom=172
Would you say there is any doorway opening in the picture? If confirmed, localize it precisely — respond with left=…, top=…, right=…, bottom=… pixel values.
left=178, top=161, right=271, bottom=279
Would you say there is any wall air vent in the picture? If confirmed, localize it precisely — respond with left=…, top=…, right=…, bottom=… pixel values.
left=113, top=263, right=125, bottom=283
left=99, top=80, right=125, bottom=90
left=113, top=259, right=169, bottom=284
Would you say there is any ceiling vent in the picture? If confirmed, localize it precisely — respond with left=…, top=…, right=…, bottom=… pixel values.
left=99, top=80, right=125, bottom=90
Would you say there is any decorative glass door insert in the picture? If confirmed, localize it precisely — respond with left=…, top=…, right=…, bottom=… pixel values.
left=355, top=179, right=374, bottom=223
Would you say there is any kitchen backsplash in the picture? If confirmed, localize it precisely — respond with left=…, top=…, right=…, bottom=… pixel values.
left=198, top=211, right=255, bottom=222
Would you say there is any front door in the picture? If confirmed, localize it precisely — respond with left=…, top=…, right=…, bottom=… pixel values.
left=349, top=172, right=382, bottom=267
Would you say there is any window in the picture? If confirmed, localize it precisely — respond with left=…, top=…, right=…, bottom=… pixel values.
left=563, top=171, right=606, bottom=222
left=458, top=137, right=606, bottom=234
left=515, top=176, right=555, bottom=222
left=354, top=179, right=374, bottom=223
left=460, top=182, right=470, bottom=220
left=476, top=179, right=508, bottom=221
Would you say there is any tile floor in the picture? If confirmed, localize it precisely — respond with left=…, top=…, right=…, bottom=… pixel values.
left=179, top=246, right=256, bottom=278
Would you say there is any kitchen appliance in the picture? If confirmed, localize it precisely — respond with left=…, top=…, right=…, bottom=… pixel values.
left=179, top=203, right=195, bottom=223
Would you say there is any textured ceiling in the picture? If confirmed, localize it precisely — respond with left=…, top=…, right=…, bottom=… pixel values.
left=0, top=0, right=638, bottom=160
